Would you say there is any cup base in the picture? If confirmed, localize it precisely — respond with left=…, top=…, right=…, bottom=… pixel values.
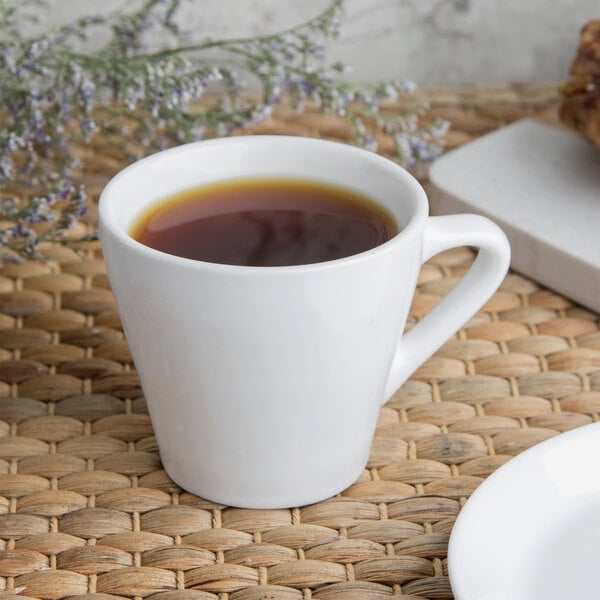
left=162, top=460, right=367, bottom=509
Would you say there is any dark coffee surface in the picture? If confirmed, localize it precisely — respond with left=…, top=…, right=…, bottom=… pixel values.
left=131, top=178, right=398, bottom=266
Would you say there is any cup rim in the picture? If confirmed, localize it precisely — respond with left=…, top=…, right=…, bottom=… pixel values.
left=99, top=135, right=429, bottom=272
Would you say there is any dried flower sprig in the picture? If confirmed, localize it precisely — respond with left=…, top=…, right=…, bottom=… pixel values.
left=0, top=0, right=448, bottom=262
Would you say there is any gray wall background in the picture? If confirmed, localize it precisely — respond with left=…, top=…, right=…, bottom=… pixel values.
left=43, top=0, right=598, bottom=86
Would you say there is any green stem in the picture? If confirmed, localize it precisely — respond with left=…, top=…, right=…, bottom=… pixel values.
left=60, top=0, right=342, bottom=65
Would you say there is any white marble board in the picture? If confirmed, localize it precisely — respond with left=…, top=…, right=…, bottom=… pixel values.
left=429, top=119, right=600, bottom=313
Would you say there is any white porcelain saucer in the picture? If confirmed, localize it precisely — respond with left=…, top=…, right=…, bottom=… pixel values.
left=448, top=422, right=600, bottom=600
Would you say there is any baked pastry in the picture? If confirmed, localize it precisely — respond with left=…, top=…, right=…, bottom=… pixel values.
left=560, top=20, right=600, bottom=149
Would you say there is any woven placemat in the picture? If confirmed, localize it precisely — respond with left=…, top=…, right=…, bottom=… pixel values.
left=1, top=83, right=599, bottom=600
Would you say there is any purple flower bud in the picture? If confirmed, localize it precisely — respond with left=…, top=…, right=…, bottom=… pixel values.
left=0, top=156, right=15, bottom=180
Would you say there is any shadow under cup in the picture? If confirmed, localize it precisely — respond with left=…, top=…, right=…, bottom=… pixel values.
left=98, top=136, right=431, bottom=509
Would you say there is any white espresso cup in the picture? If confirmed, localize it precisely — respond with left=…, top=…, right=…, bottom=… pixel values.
left=99, top=136, right=510, bottom=509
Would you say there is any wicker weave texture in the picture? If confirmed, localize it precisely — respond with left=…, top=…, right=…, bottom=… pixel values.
left=1, top=84, right=599, bottom=600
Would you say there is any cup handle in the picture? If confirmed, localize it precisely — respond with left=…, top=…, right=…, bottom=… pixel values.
left=383, top=214, right=511, bottom=403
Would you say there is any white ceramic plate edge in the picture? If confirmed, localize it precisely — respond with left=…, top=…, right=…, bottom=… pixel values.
left=448, top=421, right=600, bottom=600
